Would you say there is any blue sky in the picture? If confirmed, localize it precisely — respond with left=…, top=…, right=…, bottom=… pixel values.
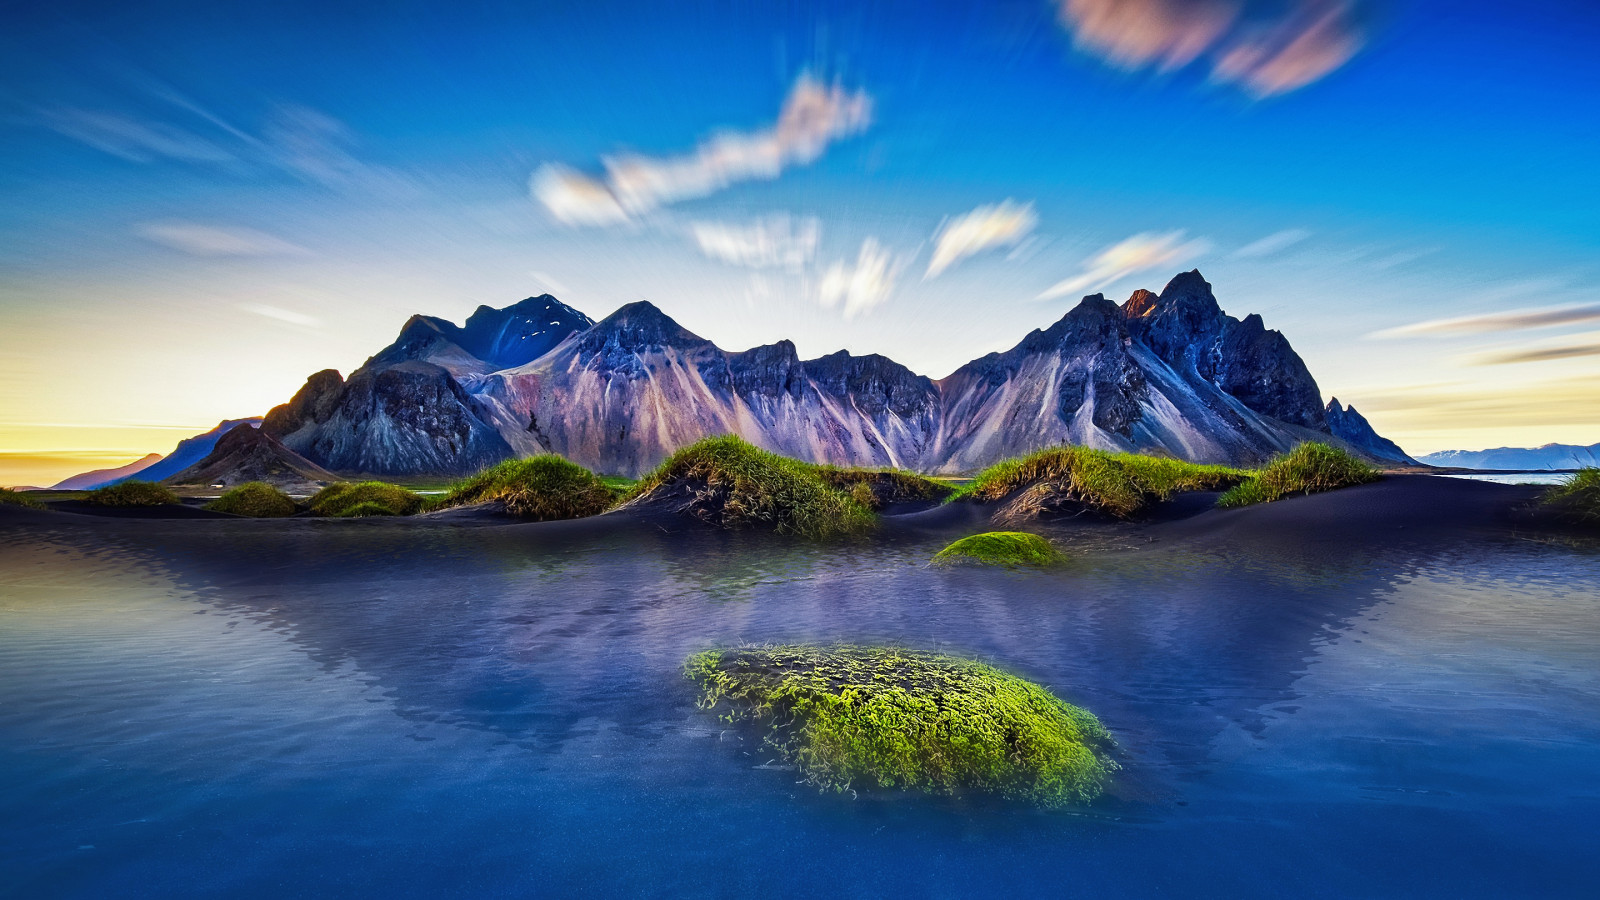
left=3, top=0, right=1599, bottom=484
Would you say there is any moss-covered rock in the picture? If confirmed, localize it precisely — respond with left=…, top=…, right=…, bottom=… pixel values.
left=84, top=480, right=180, bottom=507
left=949, top=447, right=1244, bottom=522
left=687, top=645, right=1115, bottom=807
left=205, top=481, right=297, bottom=517
left=1217, top=442, right=1379, bottom=508
left=438, top=455, right=618, bottom=520
left=932, top=531, right=1064, bottom=568
left=621, top=436, right=875, bottom=539
left=0, top=488, right=45, bottom=510
left=307, top=481, right=424, bottom=517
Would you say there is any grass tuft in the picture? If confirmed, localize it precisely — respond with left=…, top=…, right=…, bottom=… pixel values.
left=205, top=482, right=297, bottom=517
left=84, top=480, right=180, bottom=507
left=1216, top=442, right=1380, bottom=508
left=0, top=488, right=46, bottom=510
left=438, top=455, right=618, bottom=521
left=1543, top=468, right=1600, bottom=522
left=933, top=531, right=1065, bottom=568
left=307, top=481, right=424, bottom=517
left=687, top=645, right=1115, bottom=807
left=622, top=436, right=875, bottom=539
left=815, top=466, right=954, bottom=511
left=949, top=447, right=1245, bottom=520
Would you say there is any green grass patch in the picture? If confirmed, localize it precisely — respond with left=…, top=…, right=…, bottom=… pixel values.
left=1217, top=442, right=1380, bottom=508
left=687, top=645, right=1115, bottom=807
left=949, top=447, right=1245, bottom=519
left=438, top=455, right=618, bottom=521
left=623, top=435, right=875, bottom=539
left=205, top=481, right=297, bottom=517
left=83, top=480, right=180, bottom=507
left=0, top=488, right=45, bottom=510
left=1543, top=468, right=1600, bottom=522
left=307, top=481, right=424, bottom=517
left=816, top=466, right=953, bottom=511
left=933, top=531, right=1065, bottom=568
left=598, top=475, right=637, bottom=492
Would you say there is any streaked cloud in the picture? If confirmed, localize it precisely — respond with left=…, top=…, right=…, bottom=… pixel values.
left=691, top=215, right=820, bottom=270
left=38, top=107, right=233, bottom=164
left=925, top=200, right=1038, bottom=278
left=1057, top=0, right=1366, bottom=97
left=533, top=74, right=872, bottom=226
left=239, top=304, right=320, bottom=327
left=1038, top=230, right=1210, bottom=300
left=816, top=238, right=901, bottom=319
left=1232, top=228, right=1310, bottom=258
left=1357, top=377, right=1600, bottom=430
left=137, top=222, right=308, bottom=257
left=1370, top=303, right=1600, bottom=340
left=1474, top=340, right=1600, bottom=366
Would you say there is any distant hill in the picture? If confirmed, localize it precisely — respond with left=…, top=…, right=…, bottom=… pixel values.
left=53, top=419, right=263, bottom=490
left=261, top=271, right=1415, bottom=477
left=52, top=453, right=163, bottom=490
left=1419, top=444, right=1600, bottom=470
left=166, top=422, right=338, bottom=493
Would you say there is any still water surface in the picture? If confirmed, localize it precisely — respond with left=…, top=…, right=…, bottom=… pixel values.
left=2, top=521, right=1598, bottom=897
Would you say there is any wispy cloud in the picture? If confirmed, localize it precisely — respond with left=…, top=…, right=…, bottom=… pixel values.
left=1057, top=0, right=1366, bottom=97
left=1474, top=340, right=1600, bottom=366
left=1370, top=302, right=1600, bottom=340
left=925, top=200, right=1038, bottom=278
left=239, top=304, right=320, bottom=328
left=1038, top=230, right=1210, bottom=300
left=136, top=222, right=308, bottom=257
left=532, top=74, right=872, bottom=226
left=691, top=215, right=820, bottom=271
left=816, top=238, right=902, bottom=319
left=1232, top=228, right=1310, bottom=258
left=38, top=107, right=233, bottom=164
left=1357, top=377, right=1600, bottom=430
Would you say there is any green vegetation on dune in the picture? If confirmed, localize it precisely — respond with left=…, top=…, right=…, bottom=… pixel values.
left=815, top=466, right=954, bottom=511
left=84, top=480, right=180, bottom=507
left=949, top=447, right=1245, bottom=519
left=205, top=482, right=297, bottom=517
left=307, top=481, right=424, bottom=517
left=1217, top=442, right=1379, bottom=508
left=439, top=455, right=618, bottom=521
left=933, top=531, right=1064, bottom=568
left=1543, top=468, right=1600, bottom=522
left=0, top=488, right=45, bottom=510
left=686, top=645, right=1115, bottom=807
left=623, top=435, right=875, bottom=539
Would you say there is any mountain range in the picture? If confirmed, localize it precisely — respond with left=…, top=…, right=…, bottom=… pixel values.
left=249, top=270, right=1412, bottom=478
left=51, top=418, right=264, bottom=490
left=1419, top=444, right=1600, bottom=470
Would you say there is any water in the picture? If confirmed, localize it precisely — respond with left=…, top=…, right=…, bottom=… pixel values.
left=3, top=520, right=1599, bottom=898
left=1442, top=472, right=1572, bottom=486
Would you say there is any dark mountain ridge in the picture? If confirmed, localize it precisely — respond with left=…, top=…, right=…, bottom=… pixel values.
left=259, top=271, right=1412, bottom=477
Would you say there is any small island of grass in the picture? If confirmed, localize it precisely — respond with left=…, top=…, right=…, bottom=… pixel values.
left=437, top=455, right=618, bottom=520
left=686, top=645, right=1115, bottom=807
left=932, top=531, right=1065, bottom=568
left=1542, top=468, right=1600, bottom=523
left=308, top=481, right=424, bottom=517
left=620, top=435, right=875, bottom=539
left=948, top=446, right=1244, bottom=522
left=1217, top=442, right=1379, bottom=508
left=84, top=480, right=180, bottom=507
left=205, top=481, right=298, bottom=517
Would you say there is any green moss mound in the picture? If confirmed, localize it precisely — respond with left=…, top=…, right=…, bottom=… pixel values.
left=816, top=467, right=954, bottom=511
left=950, top=447, right=1245, bottom=520
left=307, top=481, right=424, bottom=517
left=439, top=455, right=618, bottom=520
left=84, top=480, right=180, bottom=507
left=205, top=482, right=297, bottom=517
left=1543, top=468, right=1600, bottom=522
left=623, top=436, right=875, bottom=539
left=0, top=488, right=45, bottom=510
left=933, top=531, right=1064, bottom=568
left=687, top=645, right=1115, bottom=807
left=1217, top=442, right=1380, bottom=508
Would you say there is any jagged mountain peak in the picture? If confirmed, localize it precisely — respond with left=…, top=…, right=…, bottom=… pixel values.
left=581, top=300, right=708, bottom=351
left=1123, top=288, right=1159, bottom=317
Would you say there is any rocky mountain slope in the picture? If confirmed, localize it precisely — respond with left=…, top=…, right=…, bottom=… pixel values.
left=258, top=271, right=1411, bottom=476
left=166, top=422, right=339, bottom=493
left=54, top=418, right=264, bottom=489
left=1326, top=399, right=1416, bottom=465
